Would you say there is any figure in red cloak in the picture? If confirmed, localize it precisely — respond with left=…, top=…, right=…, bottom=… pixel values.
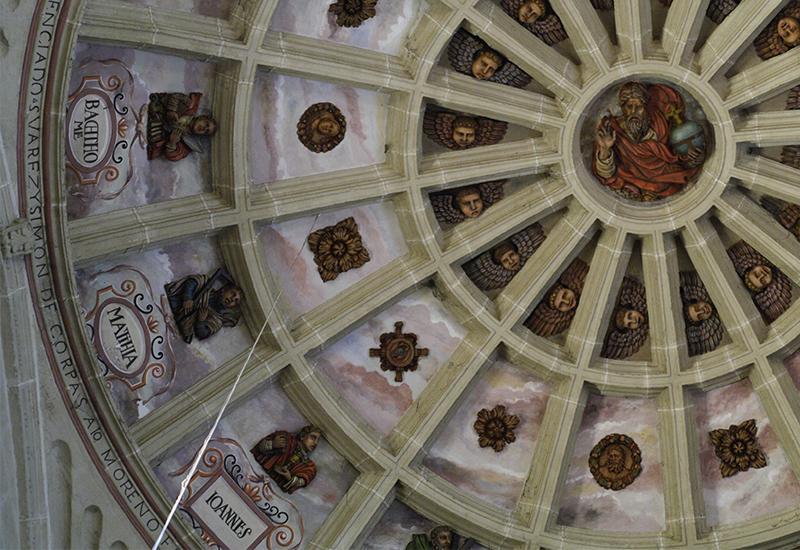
left=593, top=82, right=706, bottom=201
left=250, top=425, right=321, bottom=494
left=146, top=92, right=217, bottom=162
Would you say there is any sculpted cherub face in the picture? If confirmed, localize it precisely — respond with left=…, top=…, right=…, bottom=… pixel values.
left=494, top=243, right=521, bottom=271
left=518, top=0, right=545, bottom=24
left=452, top=124, right=476, bottom=147
left=616, top=308, right=644, bottom=330
left=314, top=112, right=342, bottom=138
left=550, top=286, right=577, bottom=313
left=471, top=50, right=502, bottom=80
left=687, top=300, right=712, bottom=322
left=455, top=189, right=484, bottom=218
left=431, top=528, right=453, bottom=550
left=746, top=265, right=773, bottom=290
left=778, top=16, right=800, bottom=47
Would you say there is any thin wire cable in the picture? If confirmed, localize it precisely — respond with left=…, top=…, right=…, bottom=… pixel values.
left=152, top=214, right=321, bottom=549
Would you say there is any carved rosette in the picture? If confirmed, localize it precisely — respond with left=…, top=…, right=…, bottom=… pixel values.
left=588, top=433, right=642, bottom=490
left=473, top=404, right=520, bottom=452
left=328, top=0, right=378, bottom=28
left=709, top=418, right=768, bottom=478
left=307, top=217, right=371, bottom=282
left=369, top=321, right=429, bottom=382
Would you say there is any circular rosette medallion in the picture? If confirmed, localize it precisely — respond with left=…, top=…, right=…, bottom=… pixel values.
left=580, top=79, right=712, bottom=203
left=588, top=433, right=643, bottom=491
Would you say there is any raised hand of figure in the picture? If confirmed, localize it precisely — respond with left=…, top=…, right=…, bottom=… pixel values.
left=682, top=146, right=706, bottom=167
left=596, top=119, right=616, bottom=156
left=168, top=129, right=182, bottom=146
left=181, top=299, right=194, bottom=314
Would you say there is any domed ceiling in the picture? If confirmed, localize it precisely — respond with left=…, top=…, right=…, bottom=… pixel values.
left=9, top=0, right=800, bottom=548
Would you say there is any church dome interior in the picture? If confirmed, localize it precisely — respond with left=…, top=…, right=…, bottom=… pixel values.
left=4, top=0, right=800, bottom=548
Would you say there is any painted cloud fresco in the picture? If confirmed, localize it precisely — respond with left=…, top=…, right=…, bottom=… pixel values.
left=153, top=378, right=357, bottom=546
left=691, top=378, right=800, bottom=526
left=557, top=393, right=666, bottom=532
left=74, top=237, right=252, bottom=425
left=421, top=359, right=551, bottom=510
left=363, top=500, right=488, bottom=549
left=268, top=0, right=429, bottom=56
left=308, top=287, right=466, bottom=436
left=66, top=43, right=216, bottom=219
left=257, top=201, right=408, bottom=319
left=249, top=72, right=388, bottom=185
left=122, top=0, right=235, bottom=18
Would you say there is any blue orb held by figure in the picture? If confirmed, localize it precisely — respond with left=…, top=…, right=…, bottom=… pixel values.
left=669, top=120, right=705, bottom=156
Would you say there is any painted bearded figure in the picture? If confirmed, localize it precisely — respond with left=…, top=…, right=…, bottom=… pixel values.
left=251, top=425, right=322, bottom=494
left=165, top=268, right=242, bottom=344
left=593, top=81, right=707, bottom=201
left=146, top=92, right=217, bottom=161
left=500, top=0, right=568, bottom=46
left=430, top=181, right=505, bottom=226
left=406, top=525, right=474, bottom=550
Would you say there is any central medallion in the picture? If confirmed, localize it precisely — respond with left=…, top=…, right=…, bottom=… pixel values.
left=580, top=79, right=711, bottom=203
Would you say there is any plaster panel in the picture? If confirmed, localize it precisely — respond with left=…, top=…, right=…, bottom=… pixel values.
left=66, top=43, right=216, bottom=219
left=557, top=393, right=666, bottom=532
left=363, top=500, right=488, bottom=549
left=74, top=237, right=252, bottom=424
left=249, top=72, right=388, bottom=185
left=421, top=359, right=551, bottom=510
left=256, top=201, right=408, bottom=319
left=691, top=378, right=800, bottom=526
left=268, top=0, right=429, bottom=56
left=121, top=0, right=235, bottom=18
left=308, top=287, right=466, bottom=436
left=152, top=378, right=357, bottom=545
left=785, top=348, right=800, bottom=391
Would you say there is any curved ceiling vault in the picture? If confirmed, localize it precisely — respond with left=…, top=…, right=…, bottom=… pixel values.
left=5, top=0, right=800, bottom=548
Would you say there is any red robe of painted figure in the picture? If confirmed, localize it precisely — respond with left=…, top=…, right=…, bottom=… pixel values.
left=250, top=430, right=317, bottom=494
left=593, top=84, right=700, bottom=199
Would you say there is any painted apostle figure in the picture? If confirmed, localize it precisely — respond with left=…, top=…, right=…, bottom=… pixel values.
left=165, top=268, right=242, bottom=344
left=406, top=525, right=474, bottom=550
left=727, top=241, right=792, bottom=323
left=423, top=107, right=508, bottom=150
left=430, top=180, right=506, bottom=226
left=464, top=223, right=545, bottom=291
left=525, top=258, right=589, bottom=337
left=601, top=276, right=649, bottom=360
left=593, top=81, right=706, bottom=201
left=679, top=271, right=724, bottom=356
left=251, top=425, right=322, bottom=494
left=147, top=92, right=217, bottom=162
left=500, top=0, right=568, bottom=46
left=447, top=29, right=532, bottom=88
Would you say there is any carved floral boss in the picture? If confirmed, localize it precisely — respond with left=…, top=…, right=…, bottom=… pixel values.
left=369, top=322, right=429, bottom=382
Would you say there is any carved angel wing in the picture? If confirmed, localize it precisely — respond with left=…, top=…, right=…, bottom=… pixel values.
left=706, top=0, right=740, bottom=24
left=679, top=271, right=724, bottom=356
left=475, top=117, right=509, bottom=146
left=601, top=277, right=649, bottom=360
left=531, top=14, right=569, bottom=46
left=490, top=60, right=533, bottom=89
left=464, top=252, right=516, bottom=291
left=478, top=180, right=506, bottom=207
left=422, top=108, right=458, bottom=150
left=761, top=196, right=800, bottom=234
left=447, top=29, right=486, bottom=75
left=754, top=1, right=800, bottom=60
left=782, top=85, right=800, bottom=168
left=430, top=193, right=465, bottom=225
left=511, top=223, right=546, bottom=263
left=753, top=269, right=793, bottom=323
left=525, top=258, right=589, bottom=338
